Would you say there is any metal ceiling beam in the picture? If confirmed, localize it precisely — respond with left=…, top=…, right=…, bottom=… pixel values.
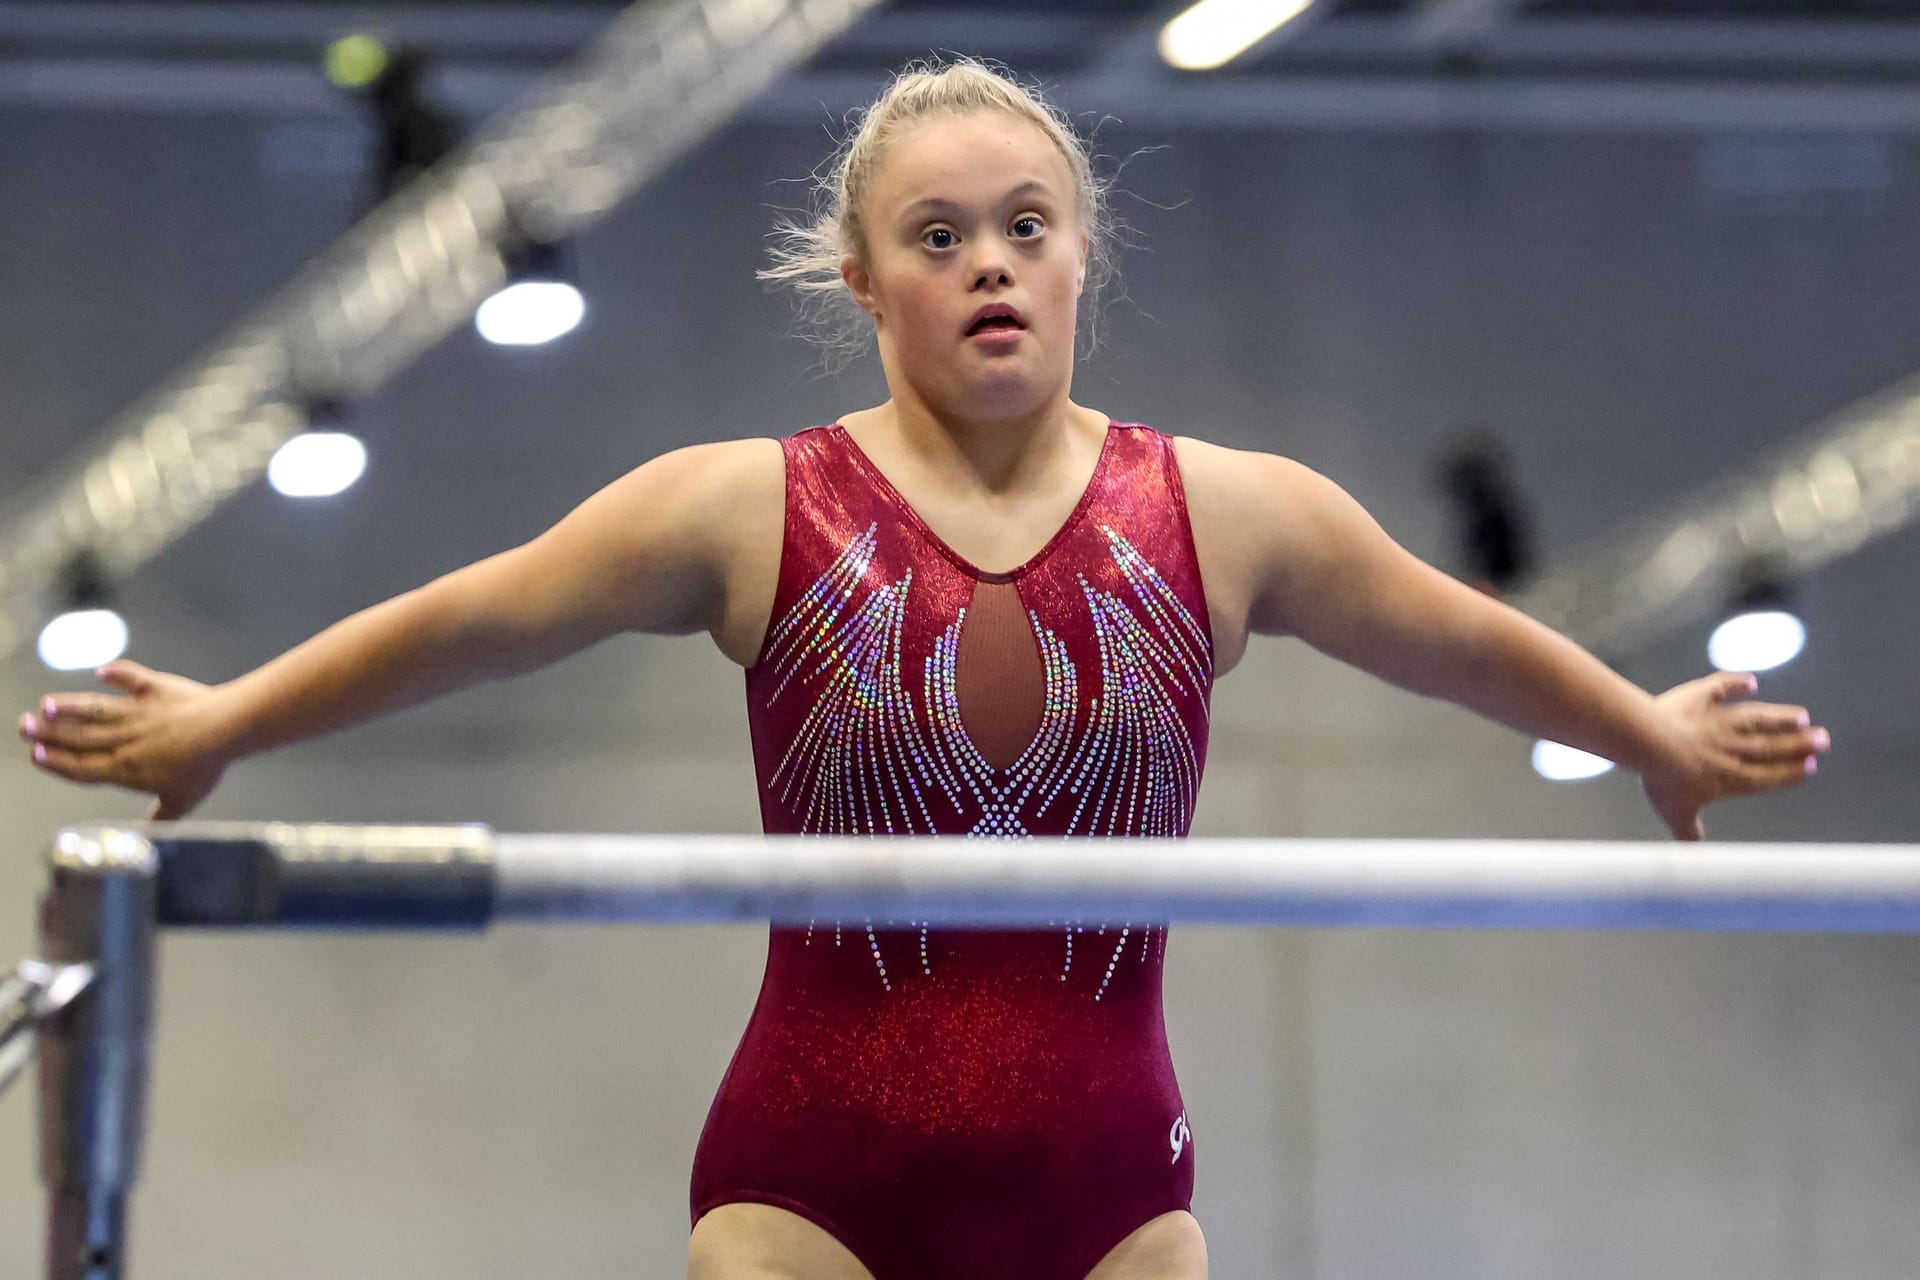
left=766, top=69, right=1920, bottom=135
left=0, top=0, right=1106, bottom=57
left=0, top=54, right=534, bottom=118
left=15, top=8, right=1920, bottom=127
left=1287, top=14, right=1920, bottom=71
left=1510, top=376, right=1920, bottom=657
left=0, top=0, right=887, bottom=660
left=13, top=56, right=1920, bottom=134
left=0, top=2, right=615, bottom=55
left=21, top=3, right=1920, bottom=76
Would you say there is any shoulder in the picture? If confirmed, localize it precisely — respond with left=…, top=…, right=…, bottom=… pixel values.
left=594, top=435, right=783, bottom=524
left=639, top=435, right=784, bottom=494
left=1168, top=435, right=1335, bottom=524
left=554, top=436, right=785, bottom=577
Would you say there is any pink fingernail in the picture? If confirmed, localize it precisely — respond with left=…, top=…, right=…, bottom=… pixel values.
left=20, top=714, right=36, bottom=736
left=1804, top=756, right=1818, bottom=776
left=41, top=697, right=56, bottom=718
left=1813, top=728, right=1831, bottom=752
left=32, top=744, right=45, bottom=762
left=1795, top=710, right=1810, bottom=727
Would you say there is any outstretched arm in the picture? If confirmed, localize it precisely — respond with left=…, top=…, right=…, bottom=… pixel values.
left=1181, top=439, right=1828, bottom=839
left=17, top=437, right=780, bottom=818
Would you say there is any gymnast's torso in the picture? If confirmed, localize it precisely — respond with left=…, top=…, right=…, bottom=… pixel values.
left=688, top=420, right=1214, bottom=1279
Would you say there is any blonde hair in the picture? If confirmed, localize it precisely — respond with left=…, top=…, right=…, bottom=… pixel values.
left=761, top=58, right=1115, bottom=367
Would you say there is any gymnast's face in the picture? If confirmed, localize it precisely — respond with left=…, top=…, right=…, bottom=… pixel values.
left=844, top=111, right=1088, bottom=423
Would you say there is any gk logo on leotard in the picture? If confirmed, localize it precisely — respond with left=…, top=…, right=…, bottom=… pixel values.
left=1169, top=1110, right=1192, bottom=1164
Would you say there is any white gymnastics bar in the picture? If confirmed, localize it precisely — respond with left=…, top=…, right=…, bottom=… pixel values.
left=18, top=822, right=1920, bottom=1280
left=52, top=821, right=1920, bottom=932
left=490, top=830, right=1920, bottom=931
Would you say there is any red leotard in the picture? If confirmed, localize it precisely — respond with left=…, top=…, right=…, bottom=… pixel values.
left=690, top=422, right=1213, bottom=1279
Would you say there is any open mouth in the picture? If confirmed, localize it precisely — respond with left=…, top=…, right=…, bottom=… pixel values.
left=967, top=310, right=1026, bottom=337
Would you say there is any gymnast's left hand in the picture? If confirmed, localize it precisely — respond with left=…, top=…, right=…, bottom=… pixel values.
left=1638, top=671, right=1830, bottom=841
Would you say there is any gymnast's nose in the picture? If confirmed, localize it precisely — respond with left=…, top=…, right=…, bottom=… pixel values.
left=970, top=244, right=1013, bottom=292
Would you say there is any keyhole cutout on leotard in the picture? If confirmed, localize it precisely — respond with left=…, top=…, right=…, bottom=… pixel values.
left=954, top=579, right=1046, bottom=772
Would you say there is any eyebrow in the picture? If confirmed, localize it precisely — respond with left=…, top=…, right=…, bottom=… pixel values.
left=897, top=179, right=1057, bottom=224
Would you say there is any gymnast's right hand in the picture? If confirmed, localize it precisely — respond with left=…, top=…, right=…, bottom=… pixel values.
left=18, top=659, right=232, bottom=820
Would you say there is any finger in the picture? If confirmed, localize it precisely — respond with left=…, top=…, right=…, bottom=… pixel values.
left=1731, top=703, right=1811, bottom=735
left=28, top=742, right=119, bottom=785
left=96, top=661, right=155, bottom=696
left=1708, top=671, right=1760, bottom=704
left=38, top=692, right=131, bottom=725
left=1669, top=812, right=1705, bottom=841
left=20, top=713, right=136, bottom=753
left=1731, top=757, right=1816, bottom=795
left=1725, top=727, right=1828, bottom=765
left=149, top=795, right=190, bottom=821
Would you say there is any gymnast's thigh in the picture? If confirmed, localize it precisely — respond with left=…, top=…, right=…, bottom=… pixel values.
left=687, top=1203, right=877, bottom=1280
left=1083, top=1210, right=1209, bottom=1280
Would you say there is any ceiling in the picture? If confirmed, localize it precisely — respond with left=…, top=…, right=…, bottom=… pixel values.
left=11, top=0, right=1920, bottom=126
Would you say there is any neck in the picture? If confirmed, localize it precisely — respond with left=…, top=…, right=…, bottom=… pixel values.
left=878, top=384, right=1089, bottom=497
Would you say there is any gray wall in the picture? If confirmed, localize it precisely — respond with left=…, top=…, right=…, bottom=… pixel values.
left=3, top=104, right=1918, bottom=1277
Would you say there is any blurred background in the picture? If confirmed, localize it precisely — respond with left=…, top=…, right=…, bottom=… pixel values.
left=3, top=0, right=1919, bottom=1275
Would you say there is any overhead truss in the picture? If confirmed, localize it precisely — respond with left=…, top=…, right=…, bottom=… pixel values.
left=1511, top=376, right=1920, bottom=655
left=0, top=0, right=883, bottom=658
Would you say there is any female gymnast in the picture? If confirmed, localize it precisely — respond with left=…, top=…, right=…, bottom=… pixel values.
left=17, top=59, right=1829, bottom=1280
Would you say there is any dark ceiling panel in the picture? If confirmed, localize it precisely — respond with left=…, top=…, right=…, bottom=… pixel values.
left=887, top=0, right=1164, bottom=10
left=1532, top=0, right=1920, bottom=15
left=179, top=0, right=627, bottom=6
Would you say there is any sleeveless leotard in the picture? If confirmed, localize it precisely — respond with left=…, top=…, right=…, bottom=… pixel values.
left=690, top=422, right=1214, bottom=1279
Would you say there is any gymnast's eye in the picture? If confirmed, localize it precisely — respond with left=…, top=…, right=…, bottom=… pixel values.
left=1010, top=214, right=1044, bottom=240
left=922, top=226, right=957, bottom=251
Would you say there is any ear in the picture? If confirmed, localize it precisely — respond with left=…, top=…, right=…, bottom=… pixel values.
left=841, top=253, right=879, bottom=320
left=1075, top=232, right=1090, bottom=295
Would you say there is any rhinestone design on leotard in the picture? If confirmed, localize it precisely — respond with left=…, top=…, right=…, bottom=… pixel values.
left=764, top=528, right=962, bottom=835
left=1061, top=526, right=1210, bottom=837
left=924, top=607, right=1080, bottom=839
left=760, top=519, right=1211, bottom=995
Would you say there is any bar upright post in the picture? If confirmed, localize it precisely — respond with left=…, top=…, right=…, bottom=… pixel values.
left=37, top=828, right=159, bottom=1280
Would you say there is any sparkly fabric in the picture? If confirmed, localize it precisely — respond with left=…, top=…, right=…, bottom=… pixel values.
left=690, top=423, right=1214, bottom=1279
